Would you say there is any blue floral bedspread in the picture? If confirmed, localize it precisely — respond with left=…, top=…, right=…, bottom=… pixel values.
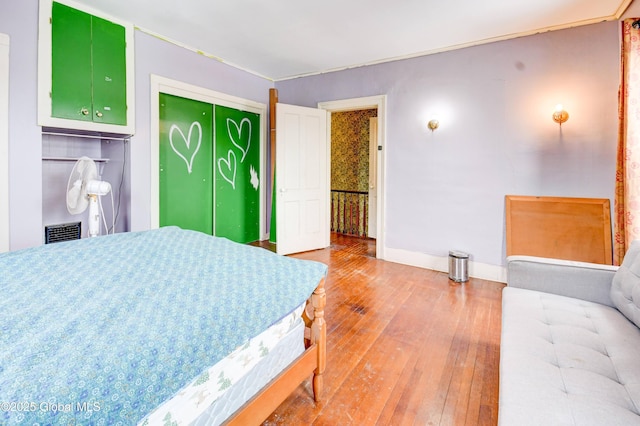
left=0, top=227, right=327, bottom=425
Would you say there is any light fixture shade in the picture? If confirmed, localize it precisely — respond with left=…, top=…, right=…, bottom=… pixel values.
left=552, top=104, right=569, bottom=125
left=428, top=119, right=439, bottom=131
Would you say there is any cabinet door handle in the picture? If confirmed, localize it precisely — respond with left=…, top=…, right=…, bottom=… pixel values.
left=81, top=108, right=89, bottom=116
left=95, top=111, right=103, bottom=118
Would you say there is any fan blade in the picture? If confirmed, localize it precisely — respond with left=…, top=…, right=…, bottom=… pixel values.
left=66, top=157, right=99, bottom=215
left=67, top=185, right=81, bottom=209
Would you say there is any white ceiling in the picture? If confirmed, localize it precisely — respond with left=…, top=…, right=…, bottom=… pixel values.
left=72, top=0, right=632, bottom=81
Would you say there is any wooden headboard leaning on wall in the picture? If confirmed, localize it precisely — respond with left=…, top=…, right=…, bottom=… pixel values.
left=505, top=195, right=613, bottom=265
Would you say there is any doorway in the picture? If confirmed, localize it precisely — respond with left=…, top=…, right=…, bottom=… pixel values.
left=329, top=109, right=377, bottom=239
left=319, top=95, right=386, bottom=260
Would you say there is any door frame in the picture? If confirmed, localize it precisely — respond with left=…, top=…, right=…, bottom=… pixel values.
left=368, top=117, right=378, bottom=239
left=149, top=75, right=267, bottom=239
left=0, top=33, right=9, bottom=252
left=318, top=95, right=386, bottom=259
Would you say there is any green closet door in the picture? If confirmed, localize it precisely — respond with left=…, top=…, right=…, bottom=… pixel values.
left=159, top=93, right=213, bottom=234
left=51, top=2, right=92, bottom=121
left=91, top=15, right=127, bottom=125
left=214, top=105, right=260, bottom=243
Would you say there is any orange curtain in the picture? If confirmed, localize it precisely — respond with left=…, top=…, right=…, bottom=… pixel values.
left=614, top=19, right=640, bottom=264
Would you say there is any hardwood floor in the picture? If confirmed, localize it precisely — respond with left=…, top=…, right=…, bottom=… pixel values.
left=264, top=233, right=505, bottom=425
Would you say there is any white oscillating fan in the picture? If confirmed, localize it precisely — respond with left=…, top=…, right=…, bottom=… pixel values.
left=66, top=156, right=112, bottom=237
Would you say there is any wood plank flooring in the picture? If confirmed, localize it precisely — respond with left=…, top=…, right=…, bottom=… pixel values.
left=263, top=233, right=505, bottom=425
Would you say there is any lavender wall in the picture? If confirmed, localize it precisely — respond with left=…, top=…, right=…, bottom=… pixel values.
left=1, top=0, right=42, bottom=250
left=276, top=22, right=620, bottom=268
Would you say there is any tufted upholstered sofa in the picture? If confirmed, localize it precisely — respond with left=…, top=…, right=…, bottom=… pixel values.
left=499, top=241, right=640, bottom=425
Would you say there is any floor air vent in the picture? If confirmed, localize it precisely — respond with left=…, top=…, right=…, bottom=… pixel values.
left=45, top=222, right=81, bottom=244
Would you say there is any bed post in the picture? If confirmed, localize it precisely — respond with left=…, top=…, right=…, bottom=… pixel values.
left=311, top=278, right=326, bottom=401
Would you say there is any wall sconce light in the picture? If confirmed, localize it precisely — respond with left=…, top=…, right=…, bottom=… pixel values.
left=552, top=104, right=569, bottom=126
left=427, top=119, right=439, bottom=131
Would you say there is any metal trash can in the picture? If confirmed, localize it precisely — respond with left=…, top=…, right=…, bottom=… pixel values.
left=448, top=250, right=469, bottom=282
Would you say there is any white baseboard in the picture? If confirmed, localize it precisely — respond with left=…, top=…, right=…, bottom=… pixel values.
left=383, top=246, right=507, bottom=283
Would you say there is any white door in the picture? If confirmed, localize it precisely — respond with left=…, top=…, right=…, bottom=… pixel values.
left=368, top=117, right=378, bottom=239
left=275, top=103, right=329, bottom=255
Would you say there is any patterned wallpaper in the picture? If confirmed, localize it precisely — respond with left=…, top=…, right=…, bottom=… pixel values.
left=330, top=109, right=378, bottom=236
left=331, top=109, right=378, bottom=192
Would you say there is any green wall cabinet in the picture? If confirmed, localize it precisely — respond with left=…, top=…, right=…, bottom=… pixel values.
left=51, top=2, right=127, bottom=125
left=38, top=0, right=135, bottom=134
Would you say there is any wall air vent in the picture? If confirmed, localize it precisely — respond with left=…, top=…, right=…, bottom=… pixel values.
left=44, top=222, right=81, bottom=244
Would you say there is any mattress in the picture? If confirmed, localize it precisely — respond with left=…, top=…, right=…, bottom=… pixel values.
left=0, top=227, right=327, bottom=425
left=141, top=304, right=306, bottom=425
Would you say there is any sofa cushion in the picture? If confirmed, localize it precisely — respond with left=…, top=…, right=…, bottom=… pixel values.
left=611, top=241, right=640, bottom=328
left=499, top=287, right=640, bottom=425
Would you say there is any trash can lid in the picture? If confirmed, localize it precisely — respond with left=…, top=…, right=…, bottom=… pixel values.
left=449, top=250, right=469, bottom=259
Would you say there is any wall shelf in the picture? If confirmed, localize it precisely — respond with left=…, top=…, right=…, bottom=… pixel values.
left=42, top=156, right=109, bottom=163
left=42, top=127, right=131, bottom=140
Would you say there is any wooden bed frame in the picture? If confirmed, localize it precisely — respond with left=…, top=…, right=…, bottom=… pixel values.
left=225, top=278, right=327, bottom=425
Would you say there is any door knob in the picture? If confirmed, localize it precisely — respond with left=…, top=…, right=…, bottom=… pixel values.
left=80, top=108, right=89, bottom=116
left=95, top=111, right=103, bottom=118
